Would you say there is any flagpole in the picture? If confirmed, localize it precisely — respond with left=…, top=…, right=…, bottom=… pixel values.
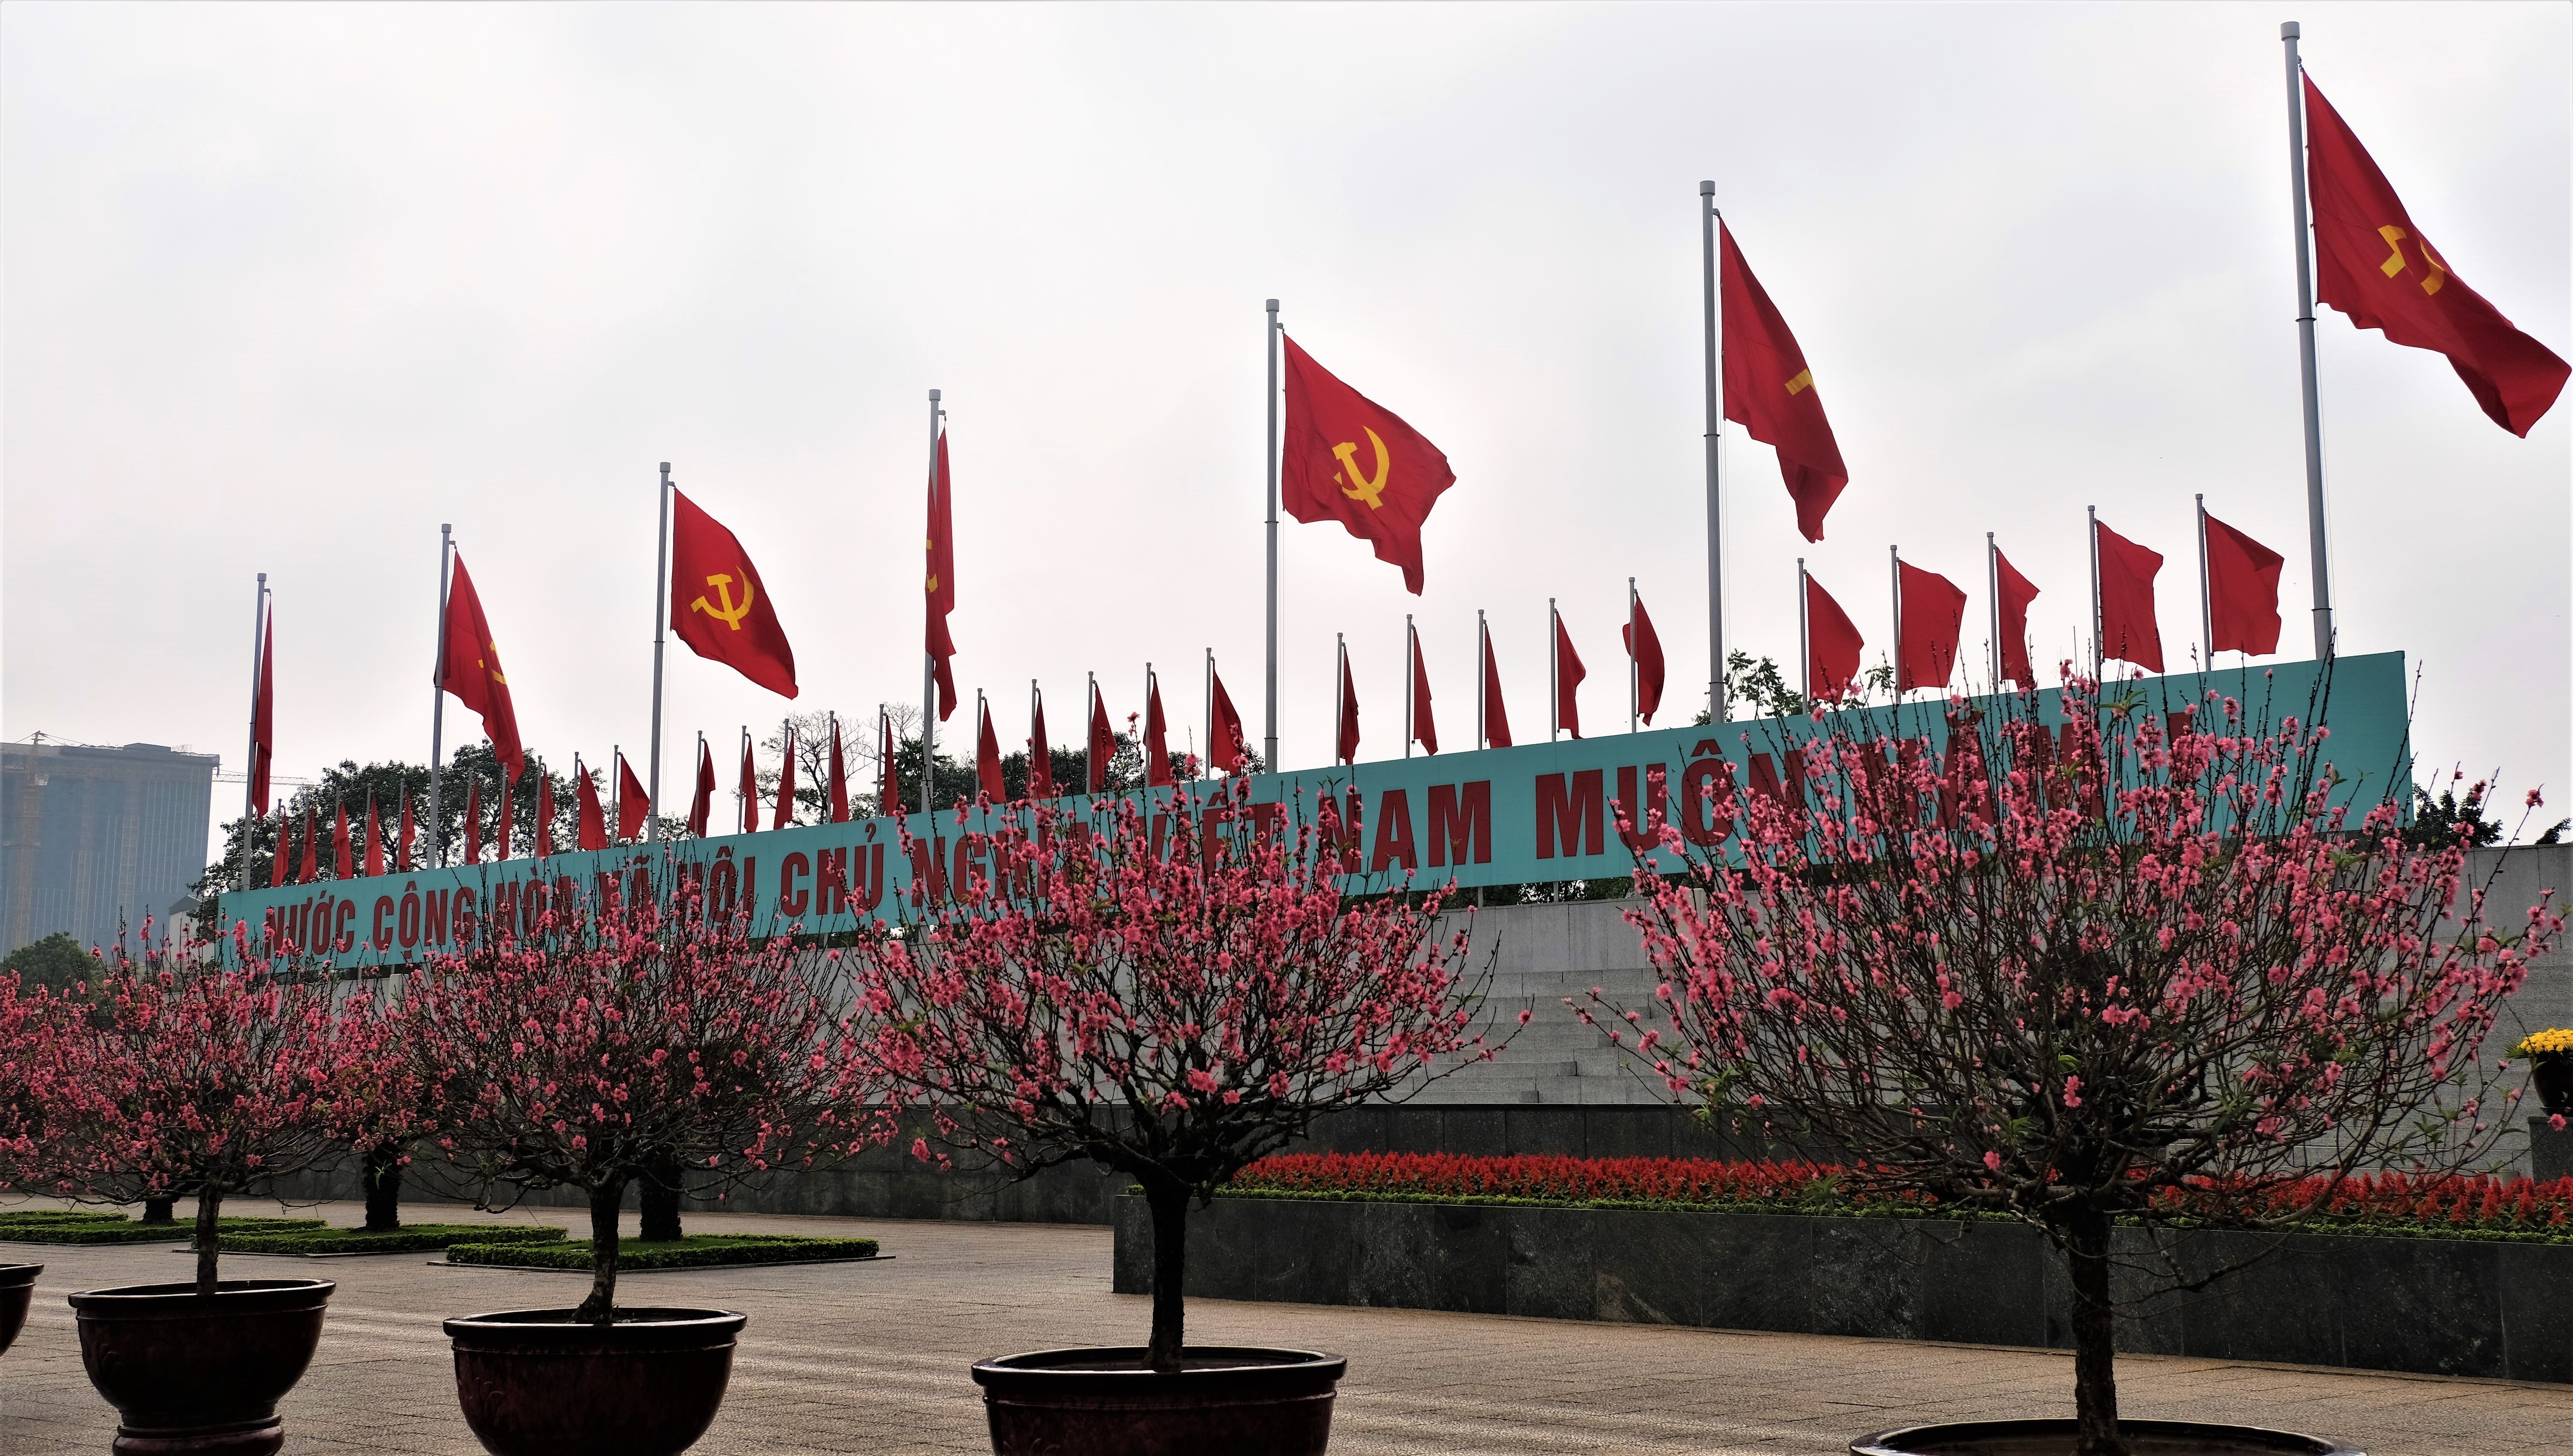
left=1889, top=544, right=1902, bottom=701
left=2196, top=493, right=2214, bottom=669
left=1332, top=637, right=1345, bottom=766
left=428, top=525, right=453, bottom=867
left=1476, top=610, right=1488, bottom=751
left=1085, top=673, right=1097, bottom=794
left=1627, top=578, right=1639, bottom=734
left=1797, top=560, right=1810, bottom=702
left=648, top=464, right=671, bottom=840
left=2281, top=22, right=2334, bottom=661
left=922, top=388, right=943, bottom=816
left=1265, top=298, right=1281, bottom=770
left=237, top=573, right=267, bottom=894
left=1700, top=180, right=1727, bottom=725
left=1403, top=618, right=1414, bottom=758
left=2088, top=505, right=2103, bottom=682
left=1548, top=598, right=1560, bottom=743
left=738, top=725, right=750, bottom=833
left=611, top=745, right=619, bottom=843
left=1205, top=650, right=1215, bottom=778
left=1986, top=533, right=2002, bottom=688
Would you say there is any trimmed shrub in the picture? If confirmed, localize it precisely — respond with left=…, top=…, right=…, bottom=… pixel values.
left=214, top=1223, right=570, bottom=1255
left=0, top=1215, right=326, bottom=1245
left=445, top=1233, right=879, bottom=1271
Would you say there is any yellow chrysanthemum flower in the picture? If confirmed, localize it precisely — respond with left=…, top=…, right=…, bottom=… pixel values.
left=2513, top=1027, right=2573, bottom=1058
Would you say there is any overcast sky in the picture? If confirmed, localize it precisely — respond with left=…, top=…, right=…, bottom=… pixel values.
left=6, top=2, right=2566, bottom=857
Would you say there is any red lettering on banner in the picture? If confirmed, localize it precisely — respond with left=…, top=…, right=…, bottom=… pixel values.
left=1425, top=781, right=1492, bottom=867
left=1615, top=765, right=1666, bottom=854
left=780, top=851, right=810, bottom=917
left=452, top=887, right=477, bottom=945
left=904, top=838, right=946, bottom=904
left=1370, top=790, right=1418, bottom=873
left=1679, top=756, right=1733, bottom=845
left=818, top=848, right=847, bottom=914
left=848, top=843, right=887, bottom=913
left=1534, top=770, right=1604, bottom=859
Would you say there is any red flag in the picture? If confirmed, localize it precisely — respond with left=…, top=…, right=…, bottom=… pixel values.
left=2303, top=75, right=2569, bottom=436
left=671, top=489, right=798, bottom=698
left=333, top=803, right=353, bottom=880
left=739, top=737, right=759, bottom=832
left=688, top=740, right=715, bottom=838
left=1995, top=549, right=2040, bottom=688
left=439, top=555, right=526, bottom=779
left=536, top=773, right=556, bottom=857
left=297, top=811, right=318, bottom=884
left=1087, top=685, right=1114, bottom=793
left=1407, top=629, right=1437, bottom=755
left=576, top=765, right=607, bottom=852
left=925, top=432, right=958, bottom=721
left=1208, top=667, right=1248, bottom=773
left=973, top=701, right=1002, bottom=802
left=250, top=607, right=274, bottom=817
left=772, top=728, right=798, bottom=830
left=2203, top=512, right=2285, bottom=657
left=397, top=795, right=415, bottom=872
left=824, top=721, right=848, bottom=822
left=1336, top=652, right=1361, bottom=766
left=1722, top=223, right=1850, bottom=541
left=495, top=768, right=516, bottom=860
left=1144, top=677, right=1173, bottom=787
left=1280, top=336, right=1456, bottom=595
left=1622, top=592, right=1666, bottom=725
left=1028, top=690, right=1058, bottom=797
left=1481, top=630, right=1512, bottom=749
left=268, top=812, right=289, bottom=888
left=1553, top=614, right=1586, bottom=740
left=878, top=712, right=898, bottom=814
left=1805, top=573, right=1864, bottom=702
left=363, top=800, right=384, bottom=879
left=1896, top=560, right=1968, bottom=693
left=2094, top=520, right=2164, bottom=674
left=617, top=754, right=648, bottom=841
left=464, top=777, right=482, bottom=865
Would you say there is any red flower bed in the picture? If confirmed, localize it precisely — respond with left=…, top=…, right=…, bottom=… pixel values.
left=1229, top=1152, right=2573, bottom=1238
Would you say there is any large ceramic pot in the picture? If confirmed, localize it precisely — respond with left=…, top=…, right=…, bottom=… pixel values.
left=1, top=1263, right=39, bottom=1355
left=68, top=1278, right=334, bottom=1456
left=444, top=1307, right=747, bottom=1456
left=1851, top=1419, right=2363, bottom=1456
left=2533, top=1057, right=2572, bottom=1116
left=972, top=1346, right=1347, bottom=1456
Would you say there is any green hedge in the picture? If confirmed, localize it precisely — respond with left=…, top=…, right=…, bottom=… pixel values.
left=0, top=1215, right=326, bottom=1245
left=215, top=1224, right=570, bottom=1255
left=446, top=1233, right=880, bottom=1271
left=0, top=1209, right=128, bottom=1228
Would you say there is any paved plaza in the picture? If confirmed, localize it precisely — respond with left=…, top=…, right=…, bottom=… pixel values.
left=5, top=1200, right=2568, bottom=1456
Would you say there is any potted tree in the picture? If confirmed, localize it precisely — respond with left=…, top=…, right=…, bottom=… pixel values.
left=1598, top=681, right=2559, bottom=1456
left=845, top=780, right=1513, bottom=1456
left=0, top=970, right=49, bottom=1359
left=400, top=863, right=880, bottom=1456
left=14, top=929, right=379, bottom=1453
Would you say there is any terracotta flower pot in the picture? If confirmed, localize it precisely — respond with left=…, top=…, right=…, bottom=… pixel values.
left=444, top=1307, right=747, bottom=1456
left=1851, top=1419, right=2363, bottom=1456
left=0, top=1262, right=39, bottom=1356
left=67, top=1278, right=334, bottom=1456
left=971, top=1346, right=1347, bottom=1456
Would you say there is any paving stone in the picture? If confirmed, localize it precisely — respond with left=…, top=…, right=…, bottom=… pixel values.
left=3, top=1197, right=2567, bottom=1455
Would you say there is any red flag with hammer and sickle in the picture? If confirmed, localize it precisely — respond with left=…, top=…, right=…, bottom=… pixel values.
left=2303, top=75, right=2568, bottom=437
left=1723, top=223, right=1850, bottom=542
left=1280, top=335, right=1456, bottom=596
left=438, top=554, right=526, bottom=779
left=671, top=489, right=799, bottom=698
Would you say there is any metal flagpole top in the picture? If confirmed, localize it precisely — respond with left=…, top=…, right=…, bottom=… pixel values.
left=929, top=388, right=942, bottom=402
left=2280, top=21, right=2298, bottom=39
left=1699, top=180, right=1714, bottom=196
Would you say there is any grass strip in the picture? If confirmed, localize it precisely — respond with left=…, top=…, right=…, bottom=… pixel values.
left=215, top=1224, right=570, bottom=1255
left=0, top=1216, right=327, bottom=1245
left=446, top=1233, right=880, bottom=1271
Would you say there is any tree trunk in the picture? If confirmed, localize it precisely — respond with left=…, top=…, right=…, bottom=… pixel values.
left=640, top=1155, right=683, bottom=1242
left=2062, top=1202, right=2125, bottom=1456
left=193, top=1186, right=224, bottom=1298
left=142, top=1197, right=177, bottom=1226
left=1143, top=1180, right=1189, bottom=1373
left=573, top=1178, right=626, bottom=1326
left=362, top=1142, right=405, bottom=1233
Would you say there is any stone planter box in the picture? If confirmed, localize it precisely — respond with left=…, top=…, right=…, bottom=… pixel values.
left=1113, top=1194, right=2573, bottom=1384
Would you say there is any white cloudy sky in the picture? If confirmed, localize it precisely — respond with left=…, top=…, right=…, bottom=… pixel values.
left=5, top=2, right=2566, bottom=854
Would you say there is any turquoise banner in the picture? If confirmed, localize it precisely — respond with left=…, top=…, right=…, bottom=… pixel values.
left=221, top=652, right=2410, bottom=972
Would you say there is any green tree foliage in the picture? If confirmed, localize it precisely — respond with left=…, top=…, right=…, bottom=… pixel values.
left=3, top=931, right=99, bottom=992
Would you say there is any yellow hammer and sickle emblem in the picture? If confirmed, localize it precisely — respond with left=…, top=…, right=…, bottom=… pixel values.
left=690, top=573, right=754, bottom=632
left=2377, top=225, right=2446, bottom=295
left=1784, top=368, right=1814, bottom=396
left=483, top=640, right=506, bottom=686
left=1333, top=426, right=1392, bottom=510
